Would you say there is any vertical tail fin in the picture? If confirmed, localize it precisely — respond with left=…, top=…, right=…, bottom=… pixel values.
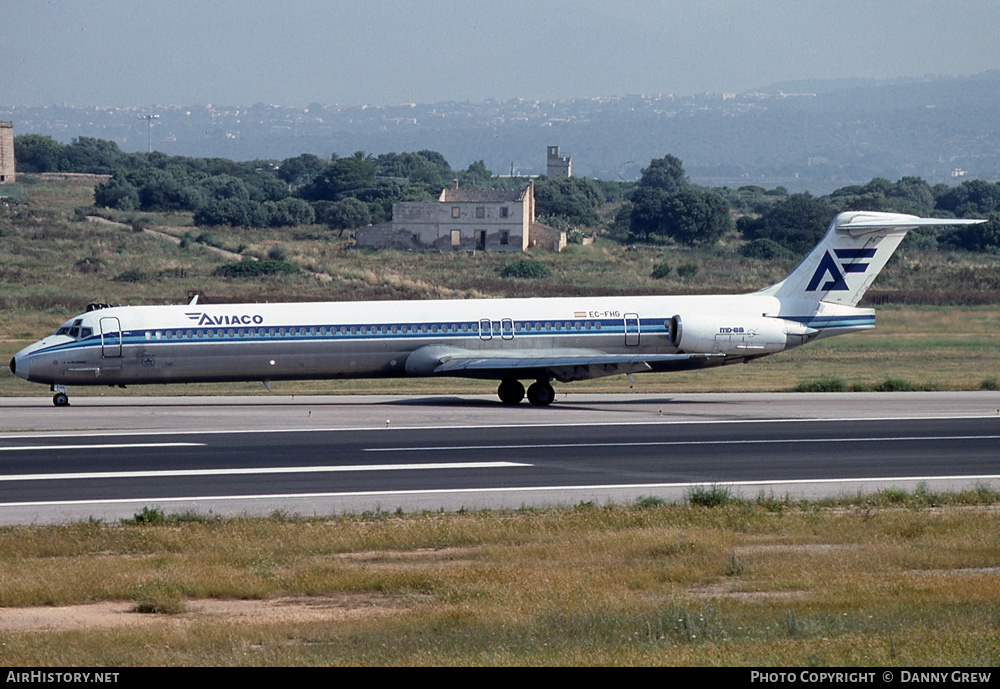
left=760, top=211, right=984, bottom=307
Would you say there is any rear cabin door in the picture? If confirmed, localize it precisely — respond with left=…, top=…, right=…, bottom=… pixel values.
left=624, top=313, right=640, bottom=346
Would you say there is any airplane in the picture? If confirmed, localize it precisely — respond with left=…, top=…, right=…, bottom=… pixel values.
left=9, top=211, right=985, bottom=407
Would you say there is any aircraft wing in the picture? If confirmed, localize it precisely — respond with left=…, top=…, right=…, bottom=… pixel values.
left=406, top=346, right=724, bottom=382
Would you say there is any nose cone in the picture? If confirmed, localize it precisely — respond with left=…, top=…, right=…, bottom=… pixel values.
left=10, top=353, right=28, bottom=380
left=10, top=341, right=47, bottom=381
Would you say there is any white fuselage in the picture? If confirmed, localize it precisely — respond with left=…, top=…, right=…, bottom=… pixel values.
left=10, top=292, right=871, bottom=388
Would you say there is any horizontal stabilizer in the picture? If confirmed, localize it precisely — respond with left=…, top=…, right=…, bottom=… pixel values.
left=762, top=212, right=986, bottom=307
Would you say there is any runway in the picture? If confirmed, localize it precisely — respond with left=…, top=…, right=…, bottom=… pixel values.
left=1, top=392, right=999, bottom=523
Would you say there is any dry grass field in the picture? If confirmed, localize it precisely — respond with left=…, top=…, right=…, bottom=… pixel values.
left=0, top=493, right=998, bottom=666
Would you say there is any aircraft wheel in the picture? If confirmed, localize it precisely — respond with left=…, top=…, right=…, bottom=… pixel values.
left=526, top=381, right=555, bottom=406
left=52, top=392, right=70, bottom=407
left=497, top=380, right=525, bottom=405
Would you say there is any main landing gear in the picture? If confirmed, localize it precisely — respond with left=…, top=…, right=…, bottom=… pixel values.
left=497, top=379, right=555, bottom=406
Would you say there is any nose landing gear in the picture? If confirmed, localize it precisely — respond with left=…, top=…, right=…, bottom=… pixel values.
left=51, top=385, right=70, bottom=407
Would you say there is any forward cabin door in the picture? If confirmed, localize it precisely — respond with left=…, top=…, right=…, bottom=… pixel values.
left=100, top=317, right=122, bottom=358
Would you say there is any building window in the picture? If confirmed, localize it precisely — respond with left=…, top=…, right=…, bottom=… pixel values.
left=452, top=206, right=460, bottom=218
left=476, top=207, right=485, bottom=218
left=500, top=230, right=509, bottom=245
left=451, top=229, right=461, bottom=247
left=500, top=206, right=509, bottom=218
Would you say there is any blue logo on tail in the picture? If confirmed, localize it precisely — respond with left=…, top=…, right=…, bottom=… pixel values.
left=806, top=248, right=877, bottom=291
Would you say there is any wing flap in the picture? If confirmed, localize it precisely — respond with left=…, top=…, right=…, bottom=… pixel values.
left=429, top=350, right=723, bottom=382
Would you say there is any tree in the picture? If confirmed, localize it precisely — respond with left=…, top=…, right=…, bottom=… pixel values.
left=13, top=134, right=65, bottom=172
left=637, top=154, right=687, bottom=193
left=660, top=187, right=732, bottom=246
left=320, top=197, right=371, bottom=232
left=939, top=212, right=1000, bottom=252
left=277, top=153, right=327, bottom=189
left=265, top=198, right=315, bottom=227
left=94, top=176, right=140, bottom=210
left=373, top=150, right=453, bottom=188
left=534, top=177, right=605, bottom=226
left=62, top=137, right=128, bottom=174
left=198, top=175, right=250, bottom=202
left=625, top=186, right=669, bottom=243
left=935, top=180, right=1000, bottom=217
left=194, top=197, right=259, bottom=227
left=299, top=157, right=376, bottom=201
left=457, top=160, right=493, bottom=187
left=737, top=193, right=835, bottom=253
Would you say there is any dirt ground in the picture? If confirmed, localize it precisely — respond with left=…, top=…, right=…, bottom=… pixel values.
left=0, top=595, right=408, bottom=632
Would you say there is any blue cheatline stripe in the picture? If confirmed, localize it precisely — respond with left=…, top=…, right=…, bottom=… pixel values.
left=784, top=314, right=875, bottom=329
left=34, top=317, right=677, bottom=356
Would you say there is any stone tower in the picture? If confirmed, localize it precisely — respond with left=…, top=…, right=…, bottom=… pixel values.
left=0, top=122, right=14, bottom=184
left=546, top=145, right=571, bottom=178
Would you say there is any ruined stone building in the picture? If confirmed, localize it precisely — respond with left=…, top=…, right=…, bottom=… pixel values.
left=356, top=182, right=565, bottom=252
left=546, top=145, right=571, bottom=178
left=0, top=122, right=15, bottom=184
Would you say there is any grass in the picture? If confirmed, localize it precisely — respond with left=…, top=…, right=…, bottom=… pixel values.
left=0, top=490, right=998, bottom=665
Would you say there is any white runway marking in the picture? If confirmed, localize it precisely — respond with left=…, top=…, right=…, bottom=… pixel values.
left=4, top=474, right=1000, bottom=509
left=1, top=415, right=997, bottom=441
left=365, top=434, right=1000, bottom=453
left=0, top=443, right=204, bottom=452
left=0, top=461, right=530, bottom=482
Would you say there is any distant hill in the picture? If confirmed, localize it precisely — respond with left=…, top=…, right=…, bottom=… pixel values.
left=4, top=72, right=1000, bottom=194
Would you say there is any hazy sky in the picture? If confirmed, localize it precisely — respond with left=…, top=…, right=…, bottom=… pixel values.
left=3, top=0, right=1000, bottom=107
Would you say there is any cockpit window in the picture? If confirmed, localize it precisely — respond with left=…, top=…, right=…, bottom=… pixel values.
left=53, top=319, right=92, bottom=340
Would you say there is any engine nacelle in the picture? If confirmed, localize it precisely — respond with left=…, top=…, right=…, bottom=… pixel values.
left=669, top=314, right=810, bottom=356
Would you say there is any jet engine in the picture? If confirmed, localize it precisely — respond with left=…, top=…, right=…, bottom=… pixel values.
left=668, top=314, right=815, bottom=356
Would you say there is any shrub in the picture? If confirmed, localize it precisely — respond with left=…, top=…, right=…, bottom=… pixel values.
left=676, top=262, right=699, bottom=279
left=651, top=261, right=673, bottom=279
left=74, top=257, right=105, bottom=275
left=113, top=269, right=149, bottom=283
left=793, top=376, right=847, bottom=392
left=686, top=484, right=732, bottom=507
left=500, top=259, right=551, bottom=279
left=873, top=378, right=925, bottom=392
left=739, top=238, right=796, bottom=260
left=212, top=259, right=301, bottom=278
left=195, top=231, right=218, bottom=247
left=634, top=495, right=665, bottom=508
left=130, top=506, right=167, bottom=524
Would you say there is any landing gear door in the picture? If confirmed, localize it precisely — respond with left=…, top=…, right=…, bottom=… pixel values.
left=100, top=317, right=122, bottom=358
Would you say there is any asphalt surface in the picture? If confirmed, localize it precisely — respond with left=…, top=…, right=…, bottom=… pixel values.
left=1, top=392, right=999, bottom=523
